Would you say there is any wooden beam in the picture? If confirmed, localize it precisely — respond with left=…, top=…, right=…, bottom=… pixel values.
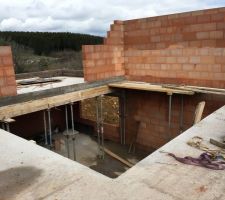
left=109, top=81, right=194, bottom=95
left=0, top=86, right=113, bottom=120
left=193, top=101, right=205, bottom=124
left=0, top=118, right=15, bottom=123
left=104, top=148, right=134, bottom=168
left=163, top=85, right=225, bottom=96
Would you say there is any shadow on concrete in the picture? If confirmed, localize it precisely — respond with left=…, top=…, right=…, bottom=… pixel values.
left=0, top=166, right=42, bottom=199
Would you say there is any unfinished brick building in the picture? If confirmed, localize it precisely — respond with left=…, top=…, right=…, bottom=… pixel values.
left=0, top=7, right=225, bottom=200
left=82, top=7, right=225, bottom=150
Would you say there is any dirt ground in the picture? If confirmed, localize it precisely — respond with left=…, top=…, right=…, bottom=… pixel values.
left=51, top=132, right=147, bottom=178
left=81, top=96, right=119, bottom=125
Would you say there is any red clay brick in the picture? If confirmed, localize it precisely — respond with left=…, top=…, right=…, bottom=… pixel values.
left=2, top=56, right=13, bottom=65
left=0, top=46, right=12, bottom=56
left=196, top=32, right=209, bottom=39
left=209, top=30, right=223, bottom=39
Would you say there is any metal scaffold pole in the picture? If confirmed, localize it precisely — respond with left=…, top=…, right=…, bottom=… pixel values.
left=43, top=110, right=48, bottom=145
left=70, top=102, right=76, bottom=161
left=100, top=95, right=105, bottom=159
left=96, top=96, right=101, bottom=154
left=96, top=95, right=105, bottom=159
left=47, top=108, right=52, bottom=147
left=65, top=105, right=70, bottom=158
left=168, top=94, right=172, bottom=141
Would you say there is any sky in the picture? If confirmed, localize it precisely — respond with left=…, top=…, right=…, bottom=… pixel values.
left=0, top=0, right=224, bottom=36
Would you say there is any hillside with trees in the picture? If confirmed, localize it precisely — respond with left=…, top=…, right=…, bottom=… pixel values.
left=0, top=31, right=103, bottom=73
left=0, top=31, right=103, bottom=55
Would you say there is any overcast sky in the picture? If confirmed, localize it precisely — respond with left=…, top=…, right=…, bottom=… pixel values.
left=0, top=0, right=224, bottom=36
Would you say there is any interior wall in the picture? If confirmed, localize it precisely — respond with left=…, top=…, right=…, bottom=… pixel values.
left=10, top=104, right=79, bottom=139
left=125, top=91, right=225, bottom=152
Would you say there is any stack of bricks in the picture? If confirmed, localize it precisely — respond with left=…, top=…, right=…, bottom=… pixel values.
left=82, top=21, right=125, bottom=81
left=0, top=46, right=17, bottom=97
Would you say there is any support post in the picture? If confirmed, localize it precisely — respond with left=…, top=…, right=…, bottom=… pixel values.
left=65, top=105, right=70, bottom=158
left=47, top=108, right=52, bottom=146
left=100, top=95, right=105, bottom=159
left=96, top=96, right=101, bottom=153
left=122, top=90, right=126, bottom=145
left=70, top=102, right=76, bottom=161
left=43, top=111, right=48, bottom=145
left=1, top=123, right=5, bottom=130
left=119, top=94, right=123, bottom=145
left=179, top=95, right=184, bottom=133
left=96, top=95, right=105, bottom=159
left=6, top=123, right=10, bottom=132
left=168, top=94, right=172, bottom=140
left=119, top=90, right=126, bottom=145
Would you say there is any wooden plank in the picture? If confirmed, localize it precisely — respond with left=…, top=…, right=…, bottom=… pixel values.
left=0, top=86, right=113, bottom=120
left=187, top=86, right=225, bottom=92
left=163, top=85, right=225, bottom=96
left=109, top=81, right=194, bottom=95
left=0, top=118, right=15, bottom=123
left=104, top=147, right=134, bottom=168
left=210, top=138, right=225, bottom=149
left=193, top=101, right=205, bottom=124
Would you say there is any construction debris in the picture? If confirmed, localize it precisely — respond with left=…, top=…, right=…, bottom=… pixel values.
left=167, top=152, right=225, bottom=170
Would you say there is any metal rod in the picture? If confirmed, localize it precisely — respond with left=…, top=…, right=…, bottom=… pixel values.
left=123, top=90, right=126, bottom=145
left=65, top=105, right=69, bottom=134
left=70, top=103, right=75, bottom=135
left=119, top=94, right=123, bottom=145
left=179, top=95, right=184, bottom=133
left=72, top=138, right=76, bottom=161
left=6, top=123, right=10, bottom=132
left=95, top=97, right=101, bottom=153
left=100, top=95, right=105, bottom=159
left=70, top=103, right=76, bottom=160
left=2, top=123, right=5, bottom=130
left=168, top=94, right=172, bottom=140
left=47, top=108, right=52, bottom=146
left=65, top=105, right=70, bottom=158
left=43, top=111, right=48, bottom=145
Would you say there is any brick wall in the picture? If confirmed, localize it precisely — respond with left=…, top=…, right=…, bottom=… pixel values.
left=125, top=47, right=225, bottom=88
left=124, top=7, right=225, bottom=50
left=125, top=91, right=225, bottom=152
left=82, top=7, right=225, bottom=87
left=82, top=8, right=225, bottom=152
left=82, top=21, right=125, bottom=81
left=83, top=45, right=124, bottom=81
left=0, top=46, right=17, bottom=97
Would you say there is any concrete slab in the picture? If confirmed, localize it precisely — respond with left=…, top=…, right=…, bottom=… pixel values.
left=0, top=106, right=225, bottom=199
left=17, top=76, right=84, bottom=94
